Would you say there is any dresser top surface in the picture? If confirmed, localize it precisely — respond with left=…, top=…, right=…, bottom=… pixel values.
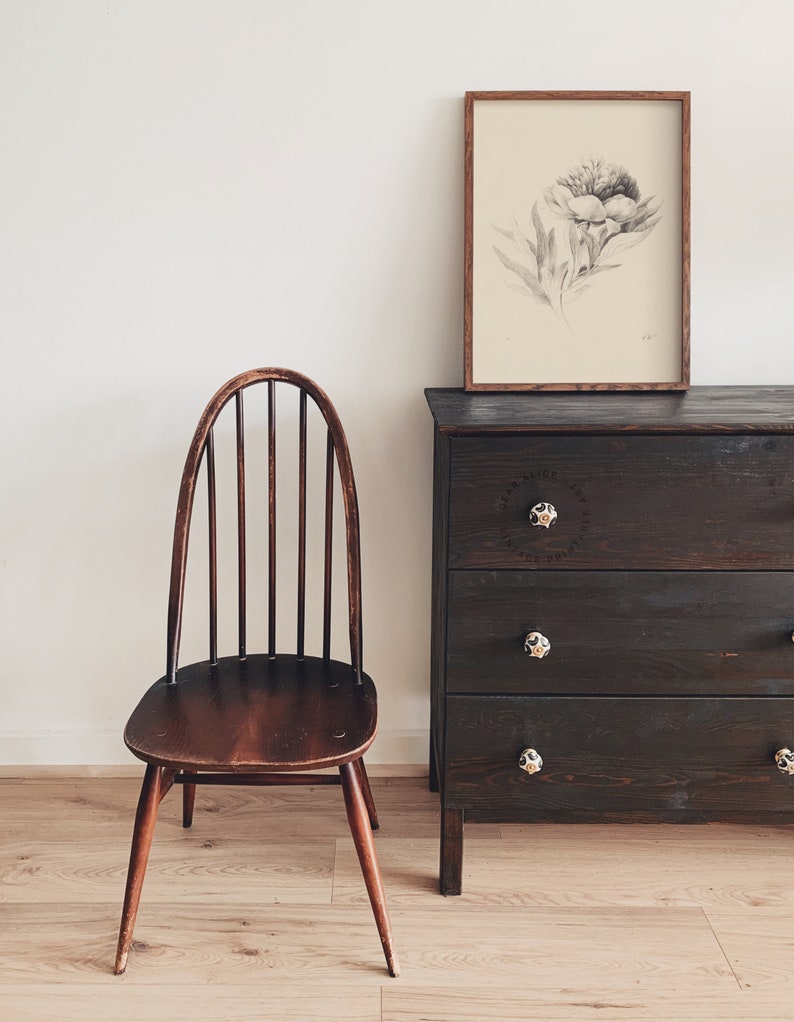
left=425, top=386, right=794, bottom=434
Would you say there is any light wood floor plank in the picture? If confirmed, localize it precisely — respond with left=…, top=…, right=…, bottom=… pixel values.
left=705, top=909, right=794, bottom=992
left=1, top=777, right=493, bottom=841
left=333, top=830, right=794, bottom=907
left=386, top=904, right=734, bottom=989
left=1, top=838, right=334, bottom=905
left=2, top=777, right=792, bottom=1021
left=0, top=903, right=399, bottom=985
left=0, top=984, right=379, bottom=1021
left=381, top=985, right=791, bottom=1022
left=0, top=902, right=732, bottom=990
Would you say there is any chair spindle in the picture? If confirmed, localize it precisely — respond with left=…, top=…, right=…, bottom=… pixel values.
left=207, top=429, right=218, bottom=665
left=322, top=429, right=334, bottom=662
left=235, top=391, right=247, bottom=659
left=268, top=380, right=276, bottom=658
left=297, top=390, right=307, bottom=659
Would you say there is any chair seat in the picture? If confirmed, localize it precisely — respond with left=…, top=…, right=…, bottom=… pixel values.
left=124, top=654, right=378, bottom=772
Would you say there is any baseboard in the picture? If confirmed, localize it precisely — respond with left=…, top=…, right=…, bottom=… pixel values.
left=0, top=729, right=429, bottom=777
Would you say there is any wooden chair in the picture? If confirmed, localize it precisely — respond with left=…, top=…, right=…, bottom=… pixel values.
left=114, top=368, right=399, bottom=978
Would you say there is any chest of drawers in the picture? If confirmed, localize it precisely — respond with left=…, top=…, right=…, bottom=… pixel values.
left=426, top=386, right=794, bottom=895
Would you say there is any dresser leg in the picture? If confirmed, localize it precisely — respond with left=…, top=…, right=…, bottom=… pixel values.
left=429, top=732, right=439, bottom=793
left=440, top=806, right=463, bottom=895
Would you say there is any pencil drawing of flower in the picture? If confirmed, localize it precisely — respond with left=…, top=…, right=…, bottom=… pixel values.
left=493, top=157, right=662, bottom=326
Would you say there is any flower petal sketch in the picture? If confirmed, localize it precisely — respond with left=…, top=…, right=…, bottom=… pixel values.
left=494, top=157, right=662, bottom=327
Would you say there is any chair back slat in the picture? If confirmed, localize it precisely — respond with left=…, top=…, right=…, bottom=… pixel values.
left=267, top=380, right=277, bottom=658
left=296, top=390, right=307, bottom=659
left=235, top=391, right=247, bottom=660
left=165, top=368, right=363, bottom=685
left=206, top=429, right=218, bottom=665
left=322, top=429, right=334, bottom=663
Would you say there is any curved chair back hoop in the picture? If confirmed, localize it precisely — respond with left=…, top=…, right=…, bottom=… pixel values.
left=165, top=368, right=364, bottom=685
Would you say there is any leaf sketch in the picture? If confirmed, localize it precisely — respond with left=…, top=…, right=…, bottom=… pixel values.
left=493, top=157, right=662, bottom=327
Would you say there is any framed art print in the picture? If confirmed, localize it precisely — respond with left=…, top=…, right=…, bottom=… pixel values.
left=464, top=91, right=690, bottom=391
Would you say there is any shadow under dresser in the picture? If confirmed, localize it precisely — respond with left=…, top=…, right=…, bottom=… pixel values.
left=426, top=386, right=794, bottom=895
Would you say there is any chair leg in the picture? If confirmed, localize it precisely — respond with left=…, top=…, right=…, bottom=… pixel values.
left=339, top=760, right=399, bottom=977
left=355, top=758, right=379, bottom=830
left=182, top=778, right=196, bottom=828
left=114, top=764, right=162, bottom=975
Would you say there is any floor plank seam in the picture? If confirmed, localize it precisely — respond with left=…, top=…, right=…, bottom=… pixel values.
left=700, top=906, right=742, bottom=991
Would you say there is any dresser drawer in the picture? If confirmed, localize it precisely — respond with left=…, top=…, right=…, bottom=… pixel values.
left=448, top=435, right=794, bottom=570
left=446, top=571, right=794, bottom=696
left=445, top=695, right=794, bottom=821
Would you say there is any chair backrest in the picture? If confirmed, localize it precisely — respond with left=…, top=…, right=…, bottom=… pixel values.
left=164, top=368, right=363, bottom=685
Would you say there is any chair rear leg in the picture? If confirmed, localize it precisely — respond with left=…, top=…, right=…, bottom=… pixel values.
left=355, top=758, right=379, bottom=830
left=114, top=763, right=162, bottom=974
left=339, top=759, right=399, bottom=977
left=182, top=779, right=196, bottom=828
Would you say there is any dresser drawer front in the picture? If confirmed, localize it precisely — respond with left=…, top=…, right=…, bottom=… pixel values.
left=445, top=695, right=794, bottom=819
left=448, top=435, right=794, bottom=570
left=446, top=571, right=794, bottom=696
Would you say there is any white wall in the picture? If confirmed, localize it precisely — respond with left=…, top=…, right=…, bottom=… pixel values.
left=2, top=0, right=794, bottom=766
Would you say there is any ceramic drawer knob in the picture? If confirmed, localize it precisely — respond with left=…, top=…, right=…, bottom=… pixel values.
left=524, top=631, right=551, bottom=658
left=775, top=748, right=794, bottom=775
left=519, top=748, right=543, bottom=774
left=529, top=502, right=557, bottom=528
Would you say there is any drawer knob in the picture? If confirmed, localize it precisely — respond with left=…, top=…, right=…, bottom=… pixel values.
left=529, top=502, right=558, bottom=528
left=524, top=631, right=551, bottom=658
left=519, top=748, right=543, bottom=774
left=775, top=748, right=794, bottom=775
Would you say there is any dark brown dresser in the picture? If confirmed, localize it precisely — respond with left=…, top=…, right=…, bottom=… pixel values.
left=426, top=386, right=794, bottom=895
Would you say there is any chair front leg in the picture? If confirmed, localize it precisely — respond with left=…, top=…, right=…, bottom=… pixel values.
left=114, top=763, right=162, bottom=975
left=339, top=759, right=399, bottom=977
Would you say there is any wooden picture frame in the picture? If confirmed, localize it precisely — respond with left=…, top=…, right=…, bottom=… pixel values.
left=464, top=91, right=690, bottom=391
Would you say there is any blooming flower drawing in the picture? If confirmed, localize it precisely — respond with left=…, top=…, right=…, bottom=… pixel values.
left=493, top=157, right=662, bottom=325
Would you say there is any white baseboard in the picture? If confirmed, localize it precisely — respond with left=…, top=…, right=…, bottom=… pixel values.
left=0, top=729, right=429, bottom=776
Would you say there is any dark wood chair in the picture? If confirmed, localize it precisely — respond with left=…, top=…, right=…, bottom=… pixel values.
left=114, top=368, right=399, bottom=978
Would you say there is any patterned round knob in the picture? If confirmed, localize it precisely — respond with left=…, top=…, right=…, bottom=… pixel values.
left=775, top=748, right=794, bottom=775
left=519, top=748, right=543, bottom=774
left=524, top=631, right=551, bottom=658
left=529, top=502, right=557, bottom=528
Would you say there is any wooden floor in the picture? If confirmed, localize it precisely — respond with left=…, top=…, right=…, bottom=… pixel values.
left=1, top=776, right=793, bottom=1021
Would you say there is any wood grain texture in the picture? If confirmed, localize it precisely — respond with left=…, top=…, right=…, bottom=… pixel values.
left=426, top=385, right=794, bottom=434
left=4, top=779, right=794, bottom=1020
left=333, top=827, right=794, bottom=909
left=0, top=777, right=452, bottom=839
left=445, top=696, right=794, bottom=820
left=0, top=985, right=380, bottom=1022
left=448, top=434, right=794, bottom=570
left=0, top=902, right=731, bottom=988
left=124, top=655, right=377, bottom=771
left=1, top=836, right=335, bottom=904
left=382, top=986, right=790, bottom=1022
left=706, top=908, right=794, bottom=991
left=447, top=571, right=794, bottom=696
left=427, top=385, right=794, bottom=897
left=0, top=903, right=395, bottom=985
